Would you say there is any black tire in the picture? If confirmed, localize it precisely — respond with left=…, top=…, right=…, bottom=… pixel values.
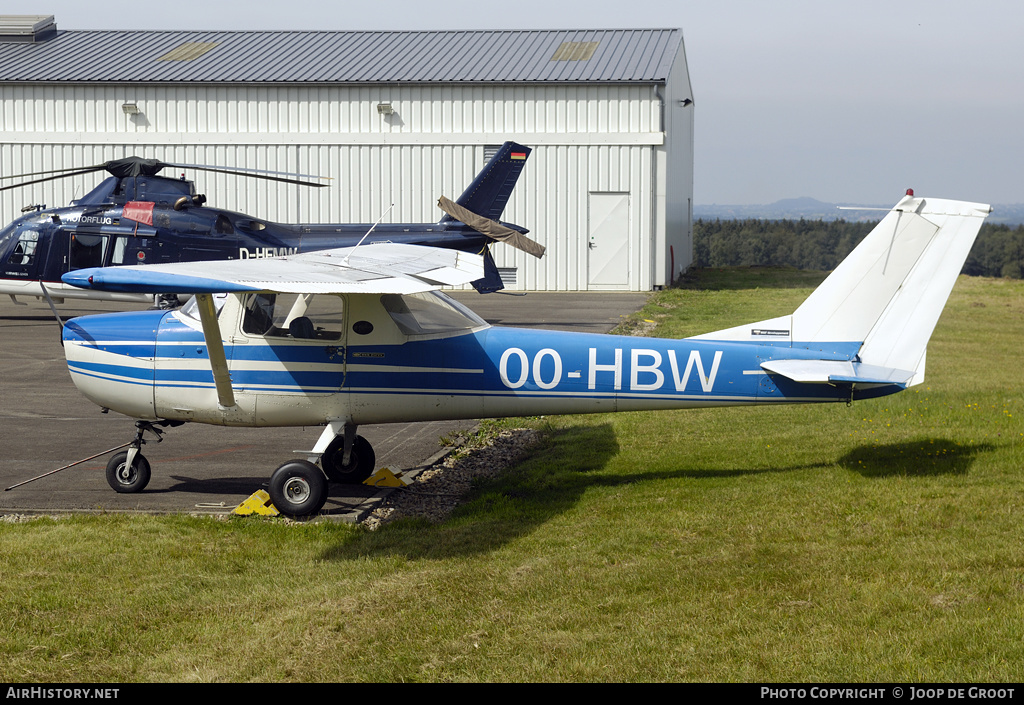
left=105, top=450, right=151, bottom=493
left=321, top=435, right=376, bottom=484
left=268, top=460, right=328, bottom=518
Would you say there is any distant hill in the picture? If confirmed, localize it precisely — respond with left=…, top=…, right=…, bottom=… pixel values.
left=695, top=199, right=1024, bottom=225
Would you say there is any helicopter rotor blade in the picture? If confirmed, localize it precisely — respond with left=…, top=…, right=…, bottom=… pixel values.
left=0, top=157, right=330, bottom=191
left=0, top=168, right=110, bottom=192
left=169, top=163, right=331, bottom=183
left=0, top=164, right=108, bottom=181
left=169, top=164, right=330, bottom=188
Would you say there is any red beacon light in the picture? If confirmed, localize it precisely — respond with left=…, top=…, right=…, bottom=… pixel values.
left=906, top=188, right=915, bottom=197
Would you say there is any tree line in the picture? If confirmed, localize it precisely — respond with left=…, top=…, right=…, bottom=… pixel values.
left=693, top=219, right=1024, bottom=279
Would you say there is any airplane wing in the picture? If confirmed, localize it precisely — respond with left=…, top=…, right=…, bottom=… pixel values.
left=61, top=243, right=485, bottom=295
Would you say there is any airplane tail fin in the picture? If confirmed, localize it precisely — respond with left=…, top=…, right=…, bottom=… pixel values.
left=694, top=194, right=992, bottom=387
left=441, top=142, right=531, bottom=222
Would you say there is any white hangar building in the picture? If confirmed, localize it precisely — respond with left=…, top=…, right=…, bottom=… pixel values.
left=0, top=15, right=694, bottom=291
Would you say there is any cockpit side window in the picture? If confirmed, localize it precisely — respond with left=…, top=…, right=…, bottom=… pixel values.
left=241, top=293, right=343, bottom=341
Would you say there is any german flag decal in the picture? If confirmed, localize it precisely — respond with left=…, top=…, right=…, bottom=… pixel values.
left=511, top=152, right=527, bottom=160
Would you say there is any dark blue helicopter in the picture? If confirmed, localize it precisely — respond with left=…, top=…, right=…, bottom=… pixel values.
left=0, top=141, right=542, bottom=305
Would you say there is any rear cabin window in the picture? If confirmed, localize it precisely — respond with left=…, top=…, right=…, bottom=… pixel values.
left=381, top=291, right=487, bottom=336
left=69, top=233, right=107, bottom=270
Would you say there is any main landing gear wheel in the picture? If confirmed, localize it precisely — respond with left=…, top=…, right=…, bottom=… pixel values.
left=322, top=435, right=376, bottom=484
left=268, top=460, right=328, bottom=518
left=105, top=451, right=151, bottom=493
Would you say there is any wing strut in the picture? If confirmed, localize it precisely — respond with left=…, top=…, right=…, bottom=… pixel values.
left=195, top=294, right=236, bottom=409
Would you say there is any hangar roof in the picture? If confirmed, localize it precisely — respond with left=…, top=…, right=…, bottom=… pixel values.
left=0, top=26, right=684, bottom=84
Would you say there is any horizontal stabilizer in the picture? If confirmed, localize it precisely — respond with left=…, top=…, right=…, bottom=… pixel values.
left=761, top=359, right=916, bottom=388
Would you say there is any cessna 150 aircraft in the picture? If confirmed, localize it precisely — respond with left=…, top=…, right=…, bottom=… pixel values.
left=56, top=192, right=990, bottom=518
left=0, top=141, right=541, bottom=303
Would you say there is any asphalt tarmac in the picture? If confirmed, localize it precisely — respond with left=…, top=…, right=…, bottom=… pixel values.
left=0, top=290, right=648, bottom=520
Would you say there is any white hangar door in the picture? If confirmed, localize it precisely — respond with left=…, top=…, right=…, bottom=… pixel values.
left=587, top=192, right=631, bottom=289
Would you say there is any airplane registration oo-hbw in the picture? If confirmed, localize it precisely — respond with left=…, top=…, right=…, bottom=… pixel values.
left=54, top=192, right=991, bottom=518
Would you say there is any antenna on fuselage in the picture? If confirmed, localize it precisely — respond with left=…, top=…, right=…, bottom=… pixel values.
left=344, top=203, right=395, bottom=264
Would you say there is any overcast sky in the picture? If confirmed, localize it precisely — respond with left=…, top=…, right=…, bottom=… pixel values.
left=12, top=0, right=1024, bottom=205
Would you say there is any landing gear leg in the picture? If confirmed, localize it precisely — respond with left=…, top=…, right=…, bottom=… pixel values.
left=104, top=420, right=168, bottom=493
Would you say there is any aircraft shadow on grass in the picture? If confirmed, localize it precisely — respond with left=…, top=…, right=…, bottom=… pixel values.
left=321, top=422, right=620, bottom=561
left=322, top=432, right=998, bottom=561
left=840, top=439, right=994, bottom=478
left=321, top=423, right=835, bottom=561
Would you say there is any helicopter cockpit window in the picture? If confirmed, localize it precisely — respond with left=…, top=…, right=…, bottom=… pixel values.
left=8, top=230, right=40, bottom=265
left=241, top=293, right=343, bottom=341
left=381, top=291, right=488, bottom=337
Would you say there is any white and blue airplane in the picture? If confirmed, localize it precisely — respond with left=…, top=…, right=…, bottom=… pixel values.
left=59, top=192, right=991, bottom=517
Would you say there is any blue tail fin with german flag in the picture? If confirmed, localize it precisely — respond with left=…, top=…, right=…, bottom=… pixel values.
left=442, top=142, right=531, bottom=223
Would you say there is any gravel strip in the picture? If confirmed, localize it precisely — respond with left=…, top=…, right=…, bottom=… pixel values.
left=362, top=427, right=541, bottom=530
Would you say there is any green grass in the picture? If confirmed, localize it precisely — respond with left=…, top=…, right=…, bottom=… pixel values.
left=1, top=270, right=1022, bottom=682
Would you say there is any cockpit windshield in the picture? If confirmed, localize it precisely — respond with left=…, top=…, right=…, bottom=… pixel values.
left=176, top=293, right=229, bottom=323
left=0, top=222, right=18, bottom=258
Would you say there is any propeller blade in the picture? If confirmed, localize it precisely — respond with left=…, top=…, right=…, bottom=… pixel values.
left=437, top=195, right=545, bottom=258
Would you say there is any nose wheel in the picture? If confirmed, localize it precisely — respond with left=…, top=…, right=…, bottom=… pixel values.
left=104, top=420, right=170, bottom=493
left=105, top=450, right=151, bottom=493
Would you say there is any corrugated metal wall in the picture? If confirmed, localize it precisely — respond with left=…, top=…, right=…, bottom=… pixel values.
left=0, top=82, right=684, bottom=291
